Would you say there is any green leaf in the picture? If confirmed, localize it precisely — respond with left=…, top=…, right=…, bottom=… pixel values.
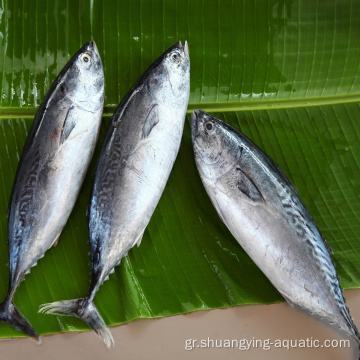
left=0, top=0, right=360, bottom=338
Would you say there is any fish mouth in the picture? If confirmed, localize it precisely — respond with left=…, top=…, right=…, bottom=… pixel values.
left=90, top=41, right=100, bottom=56
left=91, top=41, right=98, bottom=52
left=176, top=40, right=189, bottom=58
left=82, top=41, right=100, bottom=56
left=191, top=110, right=199, bottom=143
left=183, top=41, right=189, bottom=57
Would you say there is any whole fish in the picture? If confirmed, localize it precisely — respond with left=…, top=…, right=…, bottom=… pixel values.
left=191, top=110, right=360, bottom=353
left=2, top=41, right=104, bottom=341
left=40, top=41, right=190, bottom=347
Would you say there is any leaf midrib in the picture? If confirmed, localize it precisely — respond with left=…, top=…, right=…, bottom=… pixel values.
left=0, top=93, right=359, bottom=119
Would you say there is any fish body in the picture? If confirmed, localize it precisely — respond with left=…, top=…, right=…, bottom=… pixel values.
left=191, top=110, right=360, bottom=347
left=3, top=41, right=104, bottom=340
left=40, top=41, right=190, bottom=347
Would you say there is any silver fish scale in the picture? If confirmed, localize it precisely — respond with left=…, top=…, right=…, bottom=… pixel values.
left=17, top=152, right=41, bottom=225
left=2, top=41, right=104, bottom=342
left=97, top=145, right=122, bottom=208
left=191, top=110, right=360, bottom=351
left=279, top=189, right=351, bottom=318
left=39, top=41, right=190, bottom=348
left=89, top=44, right=190, bottom=286
left=269, top=156, right=357, bottom=338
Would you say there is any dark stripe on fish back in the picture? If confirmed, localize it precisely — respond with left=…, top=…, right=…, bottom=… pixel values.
left=279, top=188, right=357, bottom=338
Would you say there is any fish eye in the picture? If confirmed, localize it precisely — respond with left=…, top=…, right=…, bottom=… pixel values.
left=81, top=53, right=91, bottom=64
left=204, top=121, right=215, bottom=132
left=170, top=52, right=181, bottom=64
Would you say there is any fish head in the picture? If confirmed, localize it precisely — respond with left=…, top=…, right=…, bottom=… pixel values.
left=60, top=41, right=105, bottom=113
left=191, top=110, right=242, bottom=180
left=147, top=41, right=190, bottom=107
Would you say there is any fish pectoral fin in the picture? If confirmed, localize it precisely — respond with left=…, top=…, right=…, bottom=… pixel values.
left=60, top=106, right=76, bottom=144
left=236, top=168, right=264, bottom=202
left=141, top=104, right=159, bottom=139
left=113, top=85, right=144, bottom=128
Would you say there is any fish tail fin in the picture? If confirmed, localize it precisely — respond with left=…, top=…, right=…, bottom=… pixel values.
left=0, top=301, right=40, bottom=343
left=39, top=298, right=113, bottom=348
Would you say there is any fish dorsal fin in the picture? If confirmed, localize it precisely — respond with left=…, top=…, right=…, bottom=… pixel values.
left=236, top=167, right=264, bottom=202
left=112, top=85, right=144, bottom=128
left=142, top=104, right=159, bottom=139
left=263, top=153, right=300, bottom=196
left=60, top=106, right=76, bottom=144
left=245, top=133, right=300, bottom=197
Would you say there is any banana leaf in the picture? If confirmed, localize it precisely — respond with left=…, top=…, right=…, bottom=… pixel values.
left=0, top=0, right=360, bottom=338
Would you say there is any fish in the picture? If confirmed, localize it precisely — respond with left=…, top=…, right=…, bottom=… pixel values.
left=2, top=41, right=105, bottom=342
left=39, top=41, right=190, bottom=347
left=191, top=110, right=360, bottom=353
